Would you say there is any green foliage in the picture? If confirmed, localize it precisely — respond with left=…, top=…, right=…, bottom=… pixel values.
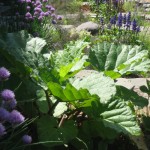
left=89, top=42, right=150, bottom=76
left=71, top=72, right=116, bottom=103
left=0, top=31, right=146, bottom=149
left=37, top=115, right=78, bottom=147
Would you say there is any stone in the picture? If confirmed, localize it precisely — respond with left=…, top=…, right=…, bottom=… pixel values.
left=145, top=8, right=150, bottom=11
left=58, top=25, right=75, bottom=32
left=145, top=14, right=150, bottom=20
left=143, top=3, right=150, bottom=7
left=76, top=21, right=99, bottom=35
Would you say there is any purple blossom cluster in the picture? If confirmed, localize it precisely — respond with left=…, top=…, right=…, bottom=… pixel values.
left=0, top=67, right=27, bottom=140
left=109, top=12, right=140, bottom=32
left=17, top=0, right=62, bottom=24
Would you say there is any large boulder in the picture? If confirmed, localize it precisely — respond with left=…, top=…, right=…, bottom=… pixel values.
left=76, top=21, right=99, bottom=35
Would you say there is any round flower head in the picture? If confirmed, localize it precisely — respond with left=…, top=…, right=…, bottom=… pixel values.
left=52, top=20, right=57, bottom=24
left=2, top=99, right=17, bottom=109
left=0, top=67, right=10, bottom=81
left=8, top=110, right=25, bottom=124
left=57, top=15, right=62, bottom=20
left=0, top=107, right=9, bottom=122
left=22, top=135, right=32, bottom=144
left=0, top=123, right=6, bottom=136
left=1, top=89, right=15, bottom=101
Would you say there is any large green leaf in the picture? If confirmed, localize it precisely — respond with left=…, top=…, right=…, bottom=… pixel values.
left=89, top=42, right=150, bottom=75
left=0, top=31, right=47, bottom=70
left=47, top=82, right=99, bottom=107
left=37, top=115, right=78, bottom=147
left=82, top=97, right=141, bottom=137
left=116, top=85, right=148, bottom=108
left=71, top=72, right=116, bottom=103
left=36, top=90, right=49, bottom=113
left=50, top=40, right=90, bottom=79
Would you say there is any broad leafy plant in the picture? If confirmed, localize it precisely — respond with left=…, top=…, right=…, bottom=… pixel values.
left=0, top=31, right=148, bottom=149
left=89, top=42, right=150, bottom=78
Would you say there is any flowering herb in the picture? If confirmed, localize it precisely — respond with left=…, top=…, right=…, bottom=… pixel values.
left=0, top=123, right=6, bottom=136
left=1, top=89, right=15, bottom=101
left=8, top=110, right=25, bottom=124
left=0, top=67, right=10, bottom=81
left=22, top=134, right=32, bottom=144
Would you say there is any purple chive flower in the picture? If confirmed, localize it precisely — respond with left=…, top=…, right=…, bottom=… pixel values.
left=25, top=12, right=32, bottom=18
left=44, top=12, right=49, bottom=17
left=38, top=16, right=43, bottom=22
left=35, top=1, right=41, bottom=6
left=0, top=107, right=10, bottom=122
left=26, top=0, right=31, bottom=3
left=1, top=89, right=15, bottom=101
left=117, top=13, right=122, bottom=27
left=43, top=0, right=48, bottom=2
left=51, top=7, right=55, bottom=12
left=0, top=123, right=6, bottom=136
left=132, top=19, right=137, bottom=31
left=52, top=20, right=57, bottom=24
left=22, top=135, right=32, bottom=144
left=40, top=12, right=45, bottom=17
left=26, top=6, right=31, bottom=11
left=57, top=15, right=62, bottom=20
left=51, top=13, right=56, bottom=18
left=18, top=0, right=25, bottom=3
left=34, top=7, right=42, bottom=13
left=34, top=11, right=39, bottom=16
left=2, top=99, right=17, bottom=109
left=8, top=110, right=25, bottom=124
left=0, top=67, right=10, bottom=81
left=45, top=5, right=52, bottom=10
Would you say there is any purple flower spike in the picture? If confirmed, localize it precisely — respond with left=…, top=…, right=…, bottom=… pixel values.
left=8, top=110, right=25, bottom=124
left=22, top=135, right=32, bottom=144
left=136, top=26, right=140, bottom=32
left=117, top=13, right=122, bottom=27
left=132, top=19, right=137, bottom=31
left=0, top=67, right=10, bottom=81
left=0, top=123, right=6, bottom=136
left=1, top=89, right=15, bottom=101
left=46, top=5, right=52, bottom=10
left=25, top=12, right=32, bottom=18
left=0, top=107, right=10, bottom=122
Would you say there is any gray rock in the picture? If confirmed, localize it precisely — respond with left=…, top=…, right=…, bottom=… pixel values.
left=145, top=14, right=150, bottom=20
left=76, top=21, right=99, bottom=35
left=145, top=8, right=150, bottom=11
left=143, top=3, right=150, bottom=7
left=59, top=25, right=75, bottom=31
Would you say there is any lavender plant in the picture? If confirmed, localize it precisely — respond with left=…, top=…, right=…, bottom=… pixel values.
left=98, top=12, right=141, bottom=44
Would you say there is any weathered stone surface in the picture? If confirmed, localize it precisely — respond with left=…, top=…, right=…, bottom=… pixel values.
left=58, top=25, right=75, bottom=31
left=76, top=21, right=99, bottom=34
left=145, top=8, right=150, bottom=11
left=143, top=3, right=150, bottom=7
left=145, top=14, right=150, bottom=20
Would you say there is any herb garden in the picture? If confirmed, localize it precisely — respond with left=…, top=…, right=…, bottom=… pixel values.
left=0, top=0, right=150, bottom=149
